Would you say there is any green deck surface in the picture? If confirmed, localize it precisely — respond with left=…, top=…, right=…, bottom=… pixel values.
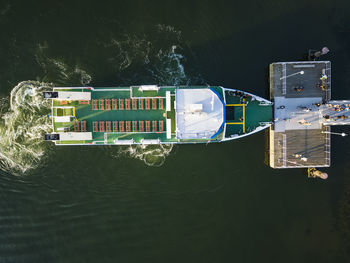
left=131, top=86, right=175, bottom=98
left=225, top=94, right=272, bottom=137
left=53, top=86, right=177, bottom=144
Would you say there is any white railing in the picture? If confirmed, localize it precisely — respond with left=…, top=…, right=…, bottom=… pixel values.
left=282, top=63, right=287, bottom=95
left=325, top=126, right=331, bottom=166
left=325, top=62, right=331, bottom=101
left=282, top=134, right=287, bottom=167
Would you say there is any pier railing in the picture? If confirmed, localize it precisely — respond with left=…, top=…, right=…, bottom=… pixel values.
left=325, top=61, right=331, bottom=101
left=269, top=61, right=332, bottom=169
left=325, top=126, right=331, bottom=166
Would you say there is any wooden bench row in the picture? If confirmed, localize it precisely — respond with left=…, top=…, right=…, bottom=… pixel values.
left=92, top=120, right=164, bottom=133
left=91, top=98, right=164, bottom=111
left=74, top=120, right=87, bottom=132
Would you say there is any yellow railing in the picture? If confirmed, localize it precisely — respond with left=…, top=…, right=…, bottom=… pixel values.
left=226, top=103, right=245, bottom=133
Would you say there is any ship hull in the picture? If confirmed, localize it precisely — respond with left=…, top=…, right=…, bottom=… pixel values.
left=46, top=86, right=272, bottom=145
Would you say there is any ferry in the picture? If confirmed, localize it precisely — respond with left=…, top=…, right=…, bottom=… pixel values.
left=44, top=86, right=272, bottom=145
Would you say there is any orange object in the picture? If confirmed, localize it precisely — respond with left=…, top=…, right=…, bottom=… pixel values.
left=152, top=98, right=157, bottom=110
left=113, top=121, right=118, bottom=132
left=132, top=99, right=137, bottom=110
left=145, top=99, right=150, bottom=110
left=99, top=121, right=105, bottom=132
left=159, top=120, right=164, bottom=132
left=119, top=99, right=124, bottom=110
left=139, top=99, right=144, bottom=110
left=152, top=120, right=157, bottom=132
left=139, top=121, right=144, bottom=132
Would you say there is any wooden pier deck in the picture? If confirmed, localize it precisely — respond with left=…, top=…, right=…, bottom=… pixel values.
left=269, top=61, right=331, bottom=168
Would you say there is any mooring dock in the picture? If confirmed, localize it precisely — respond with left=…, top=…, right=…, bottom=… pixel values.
left=269, top=61, right=350, bottom=169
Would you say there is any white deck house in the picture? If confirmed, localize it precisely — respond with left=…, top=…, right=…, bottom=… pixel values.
left=57, top=91, right=91, bottom=101
left=175, top=88, right=224, bottom=139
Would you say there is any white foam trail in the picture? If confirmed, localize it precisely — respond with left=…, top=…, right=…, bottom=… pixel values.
left=115, top=144, right=173, bottom=167
left=31, top=28, right=195, bottom=169
left=74, top=67, right=92, bottom=85
left=0, top=81, right=52, bottom=174
left=109, top=27, right=191, bottom=166
left=105, top=37, right=151, bottom=71
left=36, top=45, right=92, bottom=85
left=148, top=45, right=187, bottom=86
left=155, top=24, right=182, bottom=40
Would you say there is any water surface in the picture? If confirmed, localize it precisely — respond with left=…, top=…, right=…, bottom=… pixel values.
left=0, top=0, right=350, bottom=262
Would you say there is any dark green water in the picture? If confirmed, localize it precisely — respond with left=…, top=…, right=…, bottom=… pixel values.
left=1, top=0, right=350, bottom=262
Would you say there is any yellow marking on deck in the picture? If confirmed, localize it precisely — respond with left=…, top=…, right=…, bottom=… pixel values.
left=243, top=104, right=245, bottom=133
left=226, top=104, right=244, bottom=107
left=225, top=103, right=245, bottom=133
left=72, top=107, right=75, bottom=117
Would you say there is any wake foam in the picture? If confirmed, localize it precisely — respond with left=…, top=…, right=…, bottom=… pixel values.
left=0, top=81, right=52, bottom=174
left=108, top=26, right=191, bottom=166
left=114, top=144, right=173, bottom=167
left=107, top=25, right=207, bottom=167
left=36, top=44, right=92, bottom=86
left=148, top=45, right=187, bottom=85
left=0, top=25, right=202, bottom=172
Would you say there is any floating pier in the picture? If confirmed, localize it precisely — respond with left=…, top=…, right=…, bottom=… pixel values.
left=269, top=61, right=349, bottom=169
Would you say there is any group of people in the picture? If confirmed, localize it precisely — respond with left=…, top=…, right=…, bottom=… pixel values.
left=323, top=114, right=348, bottom=121
left=230, top=90, right=250, bottom=105
left=314, top=74, right=329, bottom=91
left=294, top=74, right=329, bottom=92
left=294, top=85, right=304, bottom=92
left=293, top=153, right=308, bottom=162
left=297, top=106, right=312, bottom=112
left=298, top=119, right=312, bottom=125
left=316, top=82, right=327, bottom=91
left=326, top=103, right=350, bottom=112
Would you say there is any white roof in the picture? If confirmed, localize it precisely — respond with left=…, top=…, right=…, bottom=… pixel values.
left=114, top=139, right=134, bottom=145
left=166, top=91, right=171, bottom=111
left=140, top=139, right=160, bottom=144
left=166, top=119, right=171, bottom=139
left=54, top=116, right=72, bottom=123
left=175, top=88, right=224, bottom=139
left=59, top=132, right=92, bottom=141
left=138, top=85, right=159, bottom=91
left=57, top=91, right=91, bottom=100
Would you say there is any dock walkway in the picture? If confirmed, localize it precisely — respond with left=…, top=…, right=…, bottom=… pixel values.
left=321, top=100, right=350, bottom=125
left=269, top=61, right=332, bottom=168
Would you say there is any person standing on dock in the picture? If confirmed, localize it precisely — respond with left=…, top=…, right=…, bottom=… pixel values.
left=294, top=85, right=304, bottom=92
left=298, top=119, right=311, bottom=125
